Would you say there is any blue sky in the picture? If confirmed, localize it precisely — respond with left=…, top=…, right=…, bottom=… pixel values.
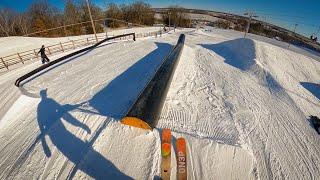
left=1, top=0, right=319, bottom=37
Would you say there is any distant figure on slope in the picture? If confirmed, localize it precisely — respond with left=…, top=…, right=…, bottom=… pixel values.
left=310, top=34, right=318, bottom=43
left=38, top=45, right=50, bottom=64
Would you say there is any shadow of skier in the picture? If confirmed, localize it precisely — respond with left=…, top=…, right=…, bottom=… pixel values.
left=37, top=89, right=131, bottom=179
left=35, top=42, right=172, bottom=179
left=88, top=42, right=172, bottom=119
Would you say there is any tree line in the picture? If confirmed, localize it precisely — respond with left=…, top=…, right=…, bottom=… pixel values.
left=0, top=0, right=190, bottom=37
left=0, top=0, right=103, bottom=37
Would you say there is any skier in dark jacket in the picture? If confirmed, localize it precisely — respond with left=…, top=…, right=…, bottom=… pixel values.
left=38, top=45, right=50, bottom=64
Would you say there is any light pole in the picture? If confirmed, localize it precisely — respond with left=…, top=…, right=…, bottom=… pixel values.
left=86, top=0, right=98, bottom=42
left=244, top=11, right=258, bottom=38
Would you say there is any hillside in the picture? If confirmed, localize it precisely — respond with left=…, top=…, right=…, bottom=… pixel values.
left=0, top=28, right=319, bottom=179
left=154, top=8, right=320, bottom=52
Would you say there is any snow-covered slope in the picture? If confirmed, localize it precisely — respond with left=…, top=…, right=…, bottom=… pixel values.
left=0, top=27, right=161, bottom=58
left=0, top=28, right=319, bottom=179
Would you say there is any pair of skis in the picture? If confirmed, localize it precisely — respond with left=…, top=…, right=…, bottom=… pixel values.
left=161, top=129, right=187, bottom=180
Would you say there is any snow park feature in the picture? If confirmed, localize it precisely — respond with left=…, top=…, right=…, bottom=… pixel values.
left=309, top=115, right=320, bottom=134
left=0, top=26, right=319, bottom=179
left=14, top=33, right=136, bottom=87
left=121, top=34, right=185, bottom=129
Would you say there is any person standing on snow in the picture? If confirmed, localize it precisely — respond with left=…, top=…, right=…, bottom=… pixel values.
left=38, top=45, right=50, bottom=64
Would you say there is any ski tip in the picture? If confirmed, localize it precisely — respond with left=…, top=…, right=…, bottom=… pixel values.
left=121, top=117, right=152, bottom=130
left=161, top=142, right=171, bottom=157
left=177, top=137, right=186, bottom=147
left=162, top=129, right=171, bottom=139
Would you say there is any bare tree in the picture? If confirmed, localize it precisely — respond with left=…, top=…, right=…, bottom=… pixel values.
left=64, top=0, right=82, bottom=35
left=28, top=0, right=62, bottom=37
left=106, top=1, right=154, bottom=27
left=78, top=1, right=104, bottom=34
left=0, top=8, right=16, bottom=36
left=105, top=3, right=123, bottom=28
left=131, top=1, right=154, bottom=25
left=15, top=13, right=31, bottom=35
left=0, top=0, right=155, bottom=37
left=162, top=6, right=190, bottom=27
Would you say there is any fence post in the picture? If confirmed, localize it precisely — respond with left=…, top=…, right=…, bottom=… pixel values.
left=47, top=47, right=51, bottom=55
left=133, top=34, right=136, bottom=41
left=87, top=38, right=89, bottom=45
left=60, top=42, right=64, bottom=52
left=72, top=40, right=75, bottom=49
left=17, top=53, right=24, bottom=64
left=34, top=49, right=39, bottom=59
left=1, top=57, right=8, bottom=70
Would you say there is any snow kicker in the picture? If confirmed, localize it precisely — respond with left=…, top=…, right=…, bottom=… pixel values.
left=121, top=34, right=186, bottom=129
left=14, top=33, right=136, bottom=87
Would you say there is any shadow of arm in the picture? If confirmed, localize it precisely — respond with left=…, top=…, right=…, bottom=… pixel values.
left=63, top=112, right=91, bottom=134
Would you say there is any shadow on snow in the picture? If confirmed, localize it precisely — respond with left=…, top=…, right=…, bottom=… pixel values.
left=200, top=38, right=283, bottom=93
left=200, top=38, right=256, bottom=71
left=88, top=42, right=172, bottom=118
left=37, top=89, right=131, bottom=179
left=300, top=82, right=320, bottom=100
left=35, top=42, right=172, bottom=179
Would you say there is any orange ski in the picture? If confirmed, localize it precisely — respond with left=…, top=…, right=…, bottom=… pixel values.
left=176, top=138, right=187, bottom=180
left=161, top=129, right=171, bottom=180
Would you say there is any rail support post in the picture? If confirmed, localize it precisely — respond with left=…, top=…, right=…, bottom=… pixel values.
left=60, top=42, right=64, bottom=52
left=47, top=47, right=51, bottom=55
left=1, top=57, right=8, bottom=70
left=17, top=53, right=24, bottom=64
left=72, top=40, right=75, bottom=49
left=34, top=49, right=39, bottom=59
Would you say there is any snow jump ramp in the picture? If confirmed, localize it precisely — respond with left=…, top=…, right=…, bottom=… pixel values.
left=121, top=34, right=186, bottom=129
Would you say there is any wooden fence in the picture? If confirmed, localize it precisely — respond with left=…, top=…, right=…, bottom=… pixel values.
left=1, top=29, right=165, bottom=70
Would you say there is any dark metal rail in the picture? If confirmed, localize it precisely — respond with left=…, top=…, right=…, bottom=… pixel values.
left=124, top=34, right=185, bottom=128
left=14, top=33, right=136, bottom=87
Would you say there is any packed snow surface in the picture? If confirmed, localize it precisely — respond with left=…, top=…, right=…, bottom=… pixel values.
left=0, top=27, right=161, bottom=57
left=0, top=28, right=319, bottom=179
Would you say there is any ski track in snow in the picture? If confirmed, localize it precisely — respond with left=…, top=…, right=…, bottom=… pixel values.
left=158, top=30, right=320, bottom=179
left=0, top=28, right=319, bottom=179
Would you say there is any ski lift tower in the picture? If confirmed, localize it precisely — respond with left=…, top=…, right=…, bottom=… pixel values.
left=244, top=11, right=259, bottom=38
